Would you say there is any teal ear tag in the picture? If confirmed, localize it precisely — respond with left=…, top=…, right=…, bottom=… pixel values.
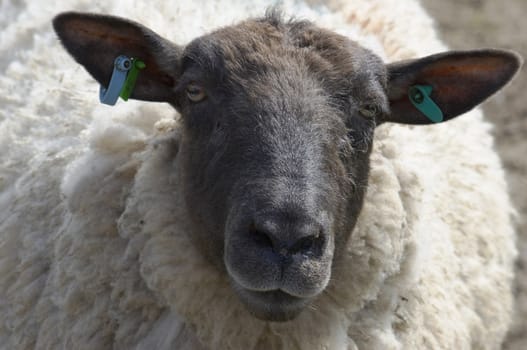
left=99, top=56, right=132, bottom=105
left=408, top=85, right=444, bottom=123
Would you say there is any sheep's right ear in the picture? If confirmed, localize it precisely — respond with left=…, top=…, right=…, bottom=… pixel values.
left=53, top=12, right=182, bottom=102
left=384, top=49, right=522, bottom=125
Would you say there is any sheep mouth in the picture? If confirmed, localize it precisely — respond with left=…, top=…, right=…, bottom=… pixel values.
left=235, top=287, right=311, bottom=322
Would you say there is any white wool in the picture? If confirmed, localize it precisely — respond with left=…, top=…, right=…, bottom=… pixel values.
left=0, top=0, right=516, bottom=349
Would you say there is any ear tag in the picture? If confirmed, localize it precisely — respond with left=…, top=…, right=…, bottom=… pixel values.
left=120, top=59, right=146, bottom=101
left=408, top=85, right=444, bottom=123
left=99, top=55, right=146, bottom=106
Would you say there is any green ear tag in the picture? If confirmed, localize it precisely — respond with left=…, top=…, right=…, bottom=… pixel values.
left=120, top=59, right=146, bottom=101
left=408, top=85, right=444, bottom=123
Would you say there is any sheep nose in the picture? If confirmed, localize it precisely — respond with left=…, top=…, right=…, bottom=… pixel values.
left=248, top=216, right=326, bottom=257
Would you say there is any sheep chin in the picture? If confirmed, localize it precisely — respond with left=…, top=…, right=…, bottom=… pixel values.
left=233, top=285, right=312, bottom=322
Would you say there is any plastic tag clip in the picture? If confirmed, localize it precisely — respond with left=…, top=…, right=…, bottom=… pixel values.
left=408, top=85, right=444, bottom=123
left=99, top=55, right=146, bottom=106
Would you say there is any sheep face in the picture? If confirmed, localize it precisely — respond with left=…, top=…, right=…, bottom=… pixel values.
left=53, top=10, right=521, bottom=323
left=174, top=17, right=387, bottom=321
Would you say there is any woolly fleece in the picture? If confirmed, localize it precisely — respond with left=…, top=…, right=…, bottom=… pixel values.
left=0, top=0, right=517, bottom=349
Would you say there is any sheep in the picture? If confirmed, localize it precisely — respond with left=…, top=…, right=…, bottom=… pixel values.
left=0, top=0, right=522, bottom=349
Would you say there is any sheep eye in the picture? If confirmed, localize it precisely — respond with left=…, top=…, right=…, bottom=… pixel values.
left=358, top=104, right=378, bottom=118
left=186, top=83, right=207, bottom=103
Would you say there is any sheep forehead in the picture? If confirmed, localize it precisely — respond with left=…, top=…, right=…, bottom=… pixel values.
left=182, top=16, right=388, bottom=97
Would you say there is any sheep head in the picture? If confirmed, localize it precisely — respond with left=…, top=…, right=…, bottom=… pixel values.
left=53, top=11, right=521, bottom=322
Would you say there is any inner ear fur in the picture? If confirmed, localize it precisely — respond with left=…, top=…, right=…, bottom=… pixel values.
left=53, top=12, right=182, bottom=102
left=385, top=49, right=522, bottom=125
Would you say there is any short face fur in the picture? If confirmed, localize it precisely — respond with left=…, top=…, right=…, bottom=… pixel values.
left=175, top=16, right=388, bottom=320
left=53, top=10, right=521, bottom=322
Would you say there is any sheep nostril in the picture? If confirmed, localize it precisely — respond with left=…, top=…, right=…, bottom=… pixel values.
left=289, top=230, right=325, bottom=256
left=248, top=220, right=326, bottom=257
left=249, top=222, right=274, bottom=249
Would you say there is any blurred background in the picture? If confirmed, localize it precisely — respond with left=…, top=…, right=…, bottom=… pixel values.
left=420, top=1, right=527, bottom=348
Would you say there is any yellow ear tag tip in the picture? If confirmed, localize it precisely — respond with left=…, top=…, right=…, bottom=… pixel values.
left=120, top=58, right=146, bottom=101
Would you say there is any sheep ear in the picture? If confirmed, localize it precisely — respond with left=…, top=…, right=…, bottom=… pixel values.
left=53, top=12, right=182, bottom=102
left=384, top=50, right=522, bottom=125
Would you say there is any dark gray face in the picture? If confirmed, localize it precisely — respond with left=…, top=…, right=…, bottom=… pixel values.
left=175, top=16, right=388, bottom=321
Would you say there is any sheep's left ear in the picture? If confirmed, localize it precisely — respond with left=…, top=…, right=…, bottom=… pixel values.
left=384, top=49, right=522, bottom=125
left=53, top=12, right=182, bottom=103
